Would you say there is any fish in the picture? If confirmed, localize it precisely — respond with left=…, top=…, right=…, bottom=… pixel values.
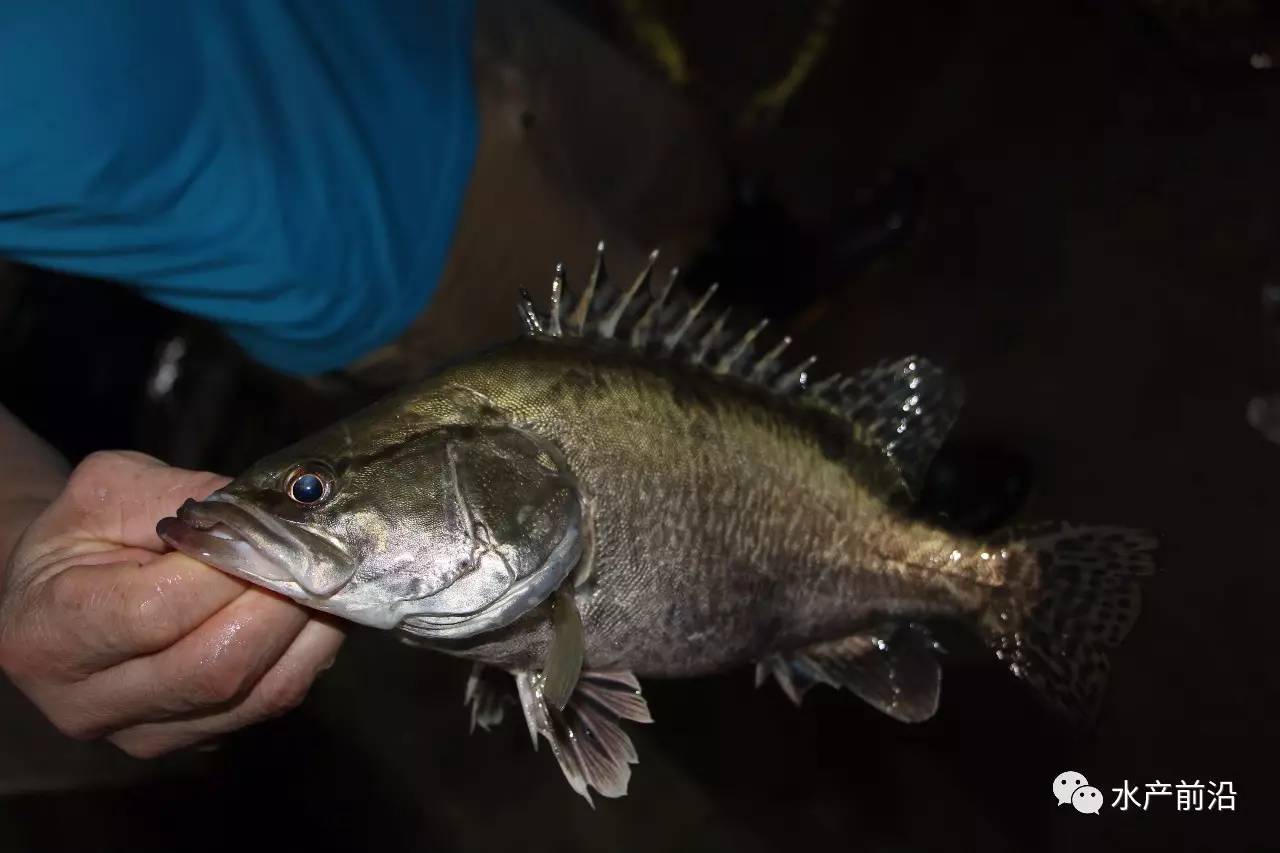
left=158, top=243, right=1158, bottom=804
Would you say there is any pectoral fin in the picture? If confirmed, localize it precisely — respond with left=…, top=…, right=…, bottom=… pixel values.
left=541, top=586, right=584, bottom=711
left=460, top=583, right=589, bottom=734
left=756, top=623, right=943, bottom=723
left=515, top=670, right=653, bottom=805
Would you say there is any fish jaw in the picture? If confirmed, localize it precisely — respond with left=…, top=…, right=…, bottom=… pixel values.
left=158, top=503, right=302, bottom=591
left=158, top=506, right=403, bottom=630
left=158, top=491, right=586, bottom=638
left=157, top=494, right=366, bottom=612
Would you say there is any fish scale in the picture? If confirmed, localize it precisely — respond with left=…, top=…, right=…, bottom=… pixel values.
left=159, top=244, right=1158, bottom=805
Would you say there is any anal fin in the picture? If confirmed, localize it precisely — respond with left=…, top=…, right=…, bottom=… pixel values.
left=757, top=623, right=943, bottom=723
left=515, top=670, right=653, bottom=805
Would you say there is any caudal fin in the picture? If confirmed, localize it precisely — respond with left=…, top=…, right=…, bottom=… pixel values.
left=985, top=523, right=1157, bottom=722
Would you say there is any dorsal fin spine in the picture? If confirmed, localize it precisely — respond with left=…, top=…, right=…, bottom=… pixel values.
left=598, top=249, right=658, bottom=339
left=662, top=283, right=718, bottom=353
left=715, top=318, right=770, bottom=376
left=692, top=308, right=732, bottom=366
left=631, top=267, right=679, bottom=349
left=548, top=264, right=566, bottom=337
left=567, top=241, right=606, bottom=335
left=518, top=288, right=544, bottom=336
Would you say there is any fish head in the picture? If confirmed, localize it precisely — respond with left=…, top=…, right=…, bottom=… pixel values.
left=158, top=390, right=583, bottom=639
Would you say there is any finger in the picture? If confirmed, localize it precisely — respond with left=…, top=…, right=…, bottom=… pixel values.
left=107, top=617, right=345, bottom=758
left=57, top=586, right=309, bottom=738
left=21, top=552, right=248, bottom=679
left=55, top=450, right=230, bottom=551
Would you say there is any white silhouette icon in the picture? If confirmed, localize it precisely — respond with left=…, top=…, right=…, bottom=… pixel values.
left=1072, top=785, right=1104, bottom=814
left=1054, top=771, right=1089, bottom=806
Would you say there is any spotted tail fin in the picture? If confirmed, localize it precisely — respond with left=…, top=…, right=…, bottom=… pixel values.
left=984, top=523, right=1158, bottom=722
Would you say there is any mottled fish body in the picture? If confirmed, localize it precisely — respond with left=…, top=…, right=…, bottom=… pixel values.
left=418, top=337, right=989, bottom=675
left=160, top=246, right=1156, bottom=803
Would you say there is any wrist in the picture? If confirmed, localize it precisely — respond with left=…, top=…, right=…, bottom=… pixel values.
left=0, top=405, right=69, bottom=593
left=0, top=496, right=52, bottom=594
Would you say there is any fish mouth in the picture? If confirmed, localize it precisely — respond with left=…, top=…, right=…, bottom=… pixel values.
left=157, top=495, right=346, bottom=595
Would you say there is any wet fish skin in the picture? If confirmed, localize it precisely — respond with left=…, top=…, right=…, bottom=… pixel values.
left=164, top=384, right=586, bottom=637
left=158, top=246, right=1157, bottom=803
left=424, top=336, right=997, bottom=677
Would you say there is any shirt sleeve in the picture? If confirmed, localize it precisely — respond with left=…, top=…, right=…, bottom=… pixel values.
left=0, top=0, right=478, bottom=376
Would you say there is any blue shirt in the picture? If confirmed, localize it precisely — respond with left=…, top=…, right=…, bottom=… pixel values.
left=0, top=1, right=477, bottom=375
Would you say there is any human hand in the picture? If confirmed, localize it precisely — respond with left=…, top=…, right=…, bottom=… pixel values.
left=0, top=451, right=345, bottom=757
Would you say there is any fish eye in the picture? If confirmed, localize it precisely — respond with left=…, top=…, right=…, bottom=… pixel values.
left=287, top=469, right=330, bottom=505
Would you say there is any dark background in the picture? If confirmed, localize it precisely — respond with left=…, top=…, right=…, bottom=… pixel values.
left=2, top=1, right=1277, bottom=850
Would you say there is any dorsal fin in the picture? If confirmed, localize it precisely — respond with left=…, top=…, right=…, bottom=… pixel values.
left=521, top=245, right=964, bottom=500
left=840, top=356, right=964, bottom=498
left=630, top=266, right=678, bottom=349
